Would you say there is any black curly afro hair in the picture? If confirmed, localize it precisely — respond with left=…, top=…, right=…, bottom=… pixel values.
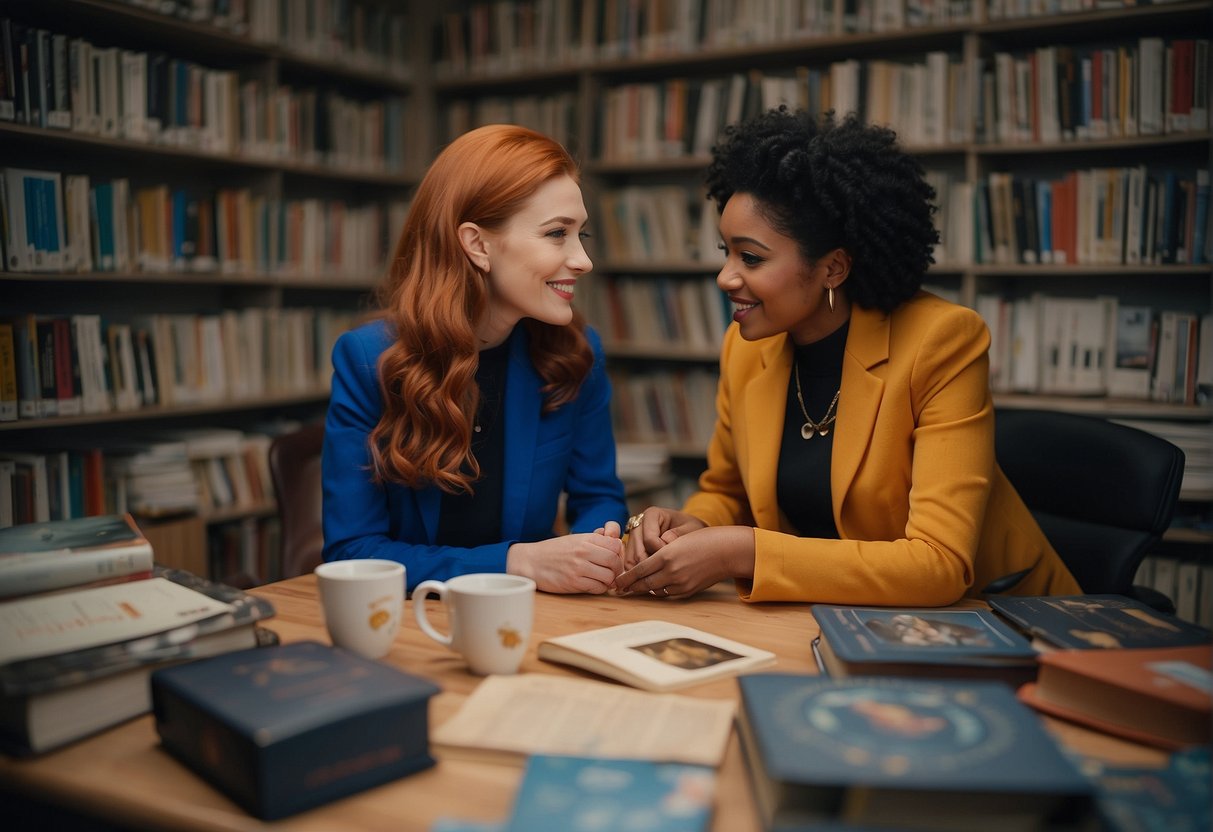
left=704, top=108, right=939, bottom=313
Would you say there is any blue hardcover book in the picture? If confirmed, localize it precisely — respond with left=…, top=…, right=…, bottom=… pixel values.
left=1094, top=747, right=1211, bottom=832
left=504, top=755, right=715, bottom=832
left=736, top=673, right=1096, bottom=831
left=91, top=181, right=115, bottom=271
left=152, top=640, right=439, bottom=820
left=811, top=605, right=1038, bottom=687
left=988, top=594, right=1212, bottom=650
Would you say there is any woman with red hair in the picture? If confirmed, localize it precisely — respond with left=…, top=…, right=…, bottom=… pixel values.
left=322, top=125, right=628, bottom=593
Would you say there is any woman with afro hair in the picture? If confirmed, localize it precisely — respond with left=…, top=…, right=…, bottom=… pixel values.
left=616, top=109, right=1079, bottom=604
left=322, top=124, right=628, bottom=594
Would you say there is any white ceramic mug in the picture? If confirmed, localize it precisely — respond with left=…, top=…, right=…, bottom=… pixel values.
left=412, top=573, right=536, bottom=675
left=315, top=560, right=405, bottom=660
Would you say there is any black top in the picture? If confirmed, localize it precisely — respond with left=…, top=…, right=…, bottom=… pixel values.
left=776, top=322, right=848, bottom=539
left=437, top=341, right=510, bottom=548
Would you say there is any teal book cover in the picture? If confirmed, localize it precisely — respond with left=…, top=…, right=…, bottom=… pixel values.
left=737, top=673, right=1095, bottom=831
left=504, top=755, right=715, bottom=832
left=152, top=640, right=439, bottom=820
left=987, top=594, right=1212, bottom=650
left=812, top=605, right=1037, bottom=670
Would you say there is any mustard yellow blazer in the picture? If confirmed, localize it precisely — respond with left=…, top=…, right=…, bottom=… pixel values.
left=683, top=292, right=1081, bottom=605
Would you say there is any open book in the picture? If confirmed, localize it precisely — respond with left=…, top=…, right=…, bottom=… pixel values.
left=537, top=619, right=775, bottom=692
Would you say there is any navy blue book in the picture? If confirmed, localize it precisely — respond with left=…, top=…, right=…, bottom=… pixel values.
left=504, top=755, right=715, bottom=832
left=1094, top=747, right=1211, bottom=832
left=736, top=673, right=1096, bottom=831
left=812, top=605, right=1038, bottom=687
left=987, top=594, right=1212, bottom=650
left=151, top=640, right=439, bottom=820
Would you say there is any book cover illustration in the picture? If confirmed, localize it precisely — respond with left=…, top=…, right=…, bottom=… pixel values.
left=0, top=566, right=274, bottom=696
left=988, top=595, right=1212, bottom=649
left=812, top=605, right=1037, bottom=665
left=1091, top=747, right=1211, bottom=832
left=503, top=755, right=715, bottom=832
left=747, top=675, right=1087, bottom=792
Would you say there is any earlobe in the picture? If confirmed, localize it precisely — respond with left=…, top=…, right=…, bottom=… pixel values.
left=457, top=222, right=491, bottom=272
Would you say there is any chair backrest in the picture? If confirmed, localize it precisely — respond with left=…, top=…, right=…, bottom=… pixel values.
left=268, top=422, right=326, bottom=579
left=994, top=408, right=1185, bottom=596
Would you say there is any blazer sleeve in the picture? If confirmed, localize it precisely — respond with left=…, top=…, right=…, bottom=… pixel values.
left=321, top=328, right=512, bottom=588
left=744, top=307, right=996, bottom=606
left=562, top=328, right=629, bottom=532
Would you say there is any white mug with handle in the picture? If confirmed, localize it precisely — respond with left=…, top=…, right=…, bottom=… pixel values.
left=412, top=573, right=535, bottom=675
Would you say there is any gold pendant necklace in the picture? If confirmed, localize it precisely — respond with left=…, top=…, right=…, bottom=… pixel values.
left=793, top=359, right=840, bottom=440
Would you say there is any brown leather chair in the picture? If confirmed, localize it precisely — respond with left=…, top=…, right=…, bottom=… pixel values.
left=268, top=422, right=326, bottom=579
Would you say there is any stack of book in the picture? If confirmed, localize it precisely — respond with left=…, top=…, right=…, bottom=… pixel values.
left=0, top=513, right=275, bottom=756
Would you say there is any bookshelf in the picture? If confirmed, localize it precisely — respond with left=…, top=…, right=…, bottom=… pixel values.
left=427, top=2, right=1213, bottom=565
left=0, top=0, right=421, bottom=585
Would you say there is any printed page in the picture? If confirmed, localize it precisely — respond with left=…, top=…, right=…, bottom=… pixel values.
left=0, top=577, right=234, bottom=664
left=432, top=674, right=735, bottom=767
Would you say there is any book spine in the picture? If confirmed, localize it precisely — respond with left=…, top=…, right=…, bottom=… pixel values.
left=0, top=542, right=154, bottom=599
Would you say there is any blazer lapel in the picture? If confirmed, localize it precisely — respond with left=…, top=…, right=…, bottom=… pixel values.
left=743, top=334, right=792, bottom=532
left=832, top=306, right=889, bottom=518
left=501, top=329, right=539, bottom=540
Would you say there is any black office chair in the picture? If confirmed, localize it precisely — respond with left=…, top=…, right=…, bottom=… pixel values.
left=994, top=408, right=1185, bottom=611
left=268, top=421, right=326, bottom=580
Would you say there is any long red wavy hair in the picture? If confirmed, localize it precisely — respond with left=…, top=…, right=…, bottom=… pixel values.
left=369, top=124, right=594, bottom=494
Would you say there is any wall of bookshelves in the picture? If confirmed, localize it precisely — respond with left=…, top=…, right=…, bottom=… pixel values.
left=428, top=1, right=1213, bottom=571
left=0, top=0, right=420, bottom=585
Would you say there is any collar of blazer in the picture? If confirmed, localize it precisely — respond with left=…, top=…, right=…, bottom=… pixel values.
left=740, top=305, right=891, bottom=533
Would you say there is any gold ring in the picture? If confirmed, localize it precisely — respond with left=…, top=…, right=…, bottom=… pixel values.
left=626, top=513, right=645, bottom=532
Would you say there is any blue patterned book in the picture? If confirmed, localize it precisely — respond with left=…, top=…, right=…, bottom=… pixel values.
left=988, top=594, right=1212, bottom=650
left=812, top=605, right=1038, bottom=687
left=737, top=673, right=1095, bottom=831
left=504, top=755, right=715, bottom=832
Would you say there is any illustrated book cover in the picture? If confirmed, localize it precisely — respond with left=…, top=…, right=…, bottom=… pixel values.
left=152, top=640, right=440, bottom=820
left=537, top=619, right=775, bottom=692
left=987, top=594, right=1212, bottom=650
left=0, top=512, right=154, bottom=598
left=736, top=673, right=1095, bottom=831
left=503, top=754, right=715, bottom=832
left=811, top=605, right=1039, bottom=687
left=1092, top=747, right=1210, bottom=832
left=1017, top=644, right=1212, bottom=750
left=0, top=566, right=275, bottom=756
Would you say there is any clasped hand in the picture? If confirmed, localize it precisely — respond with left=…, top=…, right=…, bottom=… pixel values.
left=612, top=507, right=752, bottom=600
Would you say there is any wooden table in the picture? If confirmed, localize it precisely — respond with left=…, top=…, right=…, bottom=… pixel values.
left=0, top=577, right=1168, bottom=831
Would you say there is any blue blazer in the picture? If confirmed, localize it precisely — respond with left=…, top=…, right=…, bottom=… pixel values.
left=322, top=319, right=628, bottom=590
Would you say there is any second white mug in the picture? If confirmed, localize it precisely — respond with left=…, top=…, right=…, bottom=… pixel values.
left=413, top=573, right=535, bottom=675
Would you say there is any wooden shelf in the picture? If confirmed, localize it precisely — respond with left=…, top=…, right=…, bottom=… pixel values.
left=0, top=269, right=382, bottom=290
left=992, top=394, right=1213, bottom=421
left=603, top=342, right=721, bottom=362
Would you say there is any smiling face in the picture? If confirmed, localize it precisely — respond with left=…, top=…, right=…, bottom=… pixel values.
left=471, top=174, right=592, bottom=347
left=716, top=192, right=850, bottom=345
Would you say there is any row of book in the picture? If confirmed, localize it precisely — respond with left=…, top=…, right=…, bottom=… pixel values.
left=980, top=39, right=1209, bottom=146
left=988, top=0, right=1178, bottom=21
left=977, top=294, right=1212, bottom=406
left=0, top=20, right=412, bottom=173
left=0, top=424, right=286, bottom=527
left=209, top=513, right=283, bottom=588
left=433, top=0, right=981, bottom=77
left=579, top=275, right=733, bottom=354
left=441, top=91, right=579, bottom=153
left=111, top=1, right=412, bottom=80
left=1137, top=553, right=1213, bottom=628
left=0, top=167, right=409, bottom=277
left=596, top=185, right=721, bottom=265
left=608, top=366, right=719, bottom=450
left=0, top=307, right=354, bottom=422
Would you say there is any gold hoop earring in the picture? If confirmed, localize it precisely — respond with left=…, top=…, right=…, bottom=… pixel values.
left=827, top=285, right=835, bottom=313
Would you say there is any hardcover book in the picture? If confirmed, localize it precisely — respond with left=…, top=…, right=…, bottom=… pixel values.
left=1018, top=644, right=1212, bottom=750
left=503, top=755, right=715, bottom=832
left=537, top=619, right=775, bottom=692
left=0, top=566, right=275, bottom=756
left=988, top=594, right=1213, bottom=650
left=0, top=512, right=154, bottom=599
left=811, top=605, right=1038, bottom=687
left=152, top=640, right=440, bottom=820
left=736, top=673, right=1096, bottom=831
left=1093, top=747, right=1211, bottom=832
